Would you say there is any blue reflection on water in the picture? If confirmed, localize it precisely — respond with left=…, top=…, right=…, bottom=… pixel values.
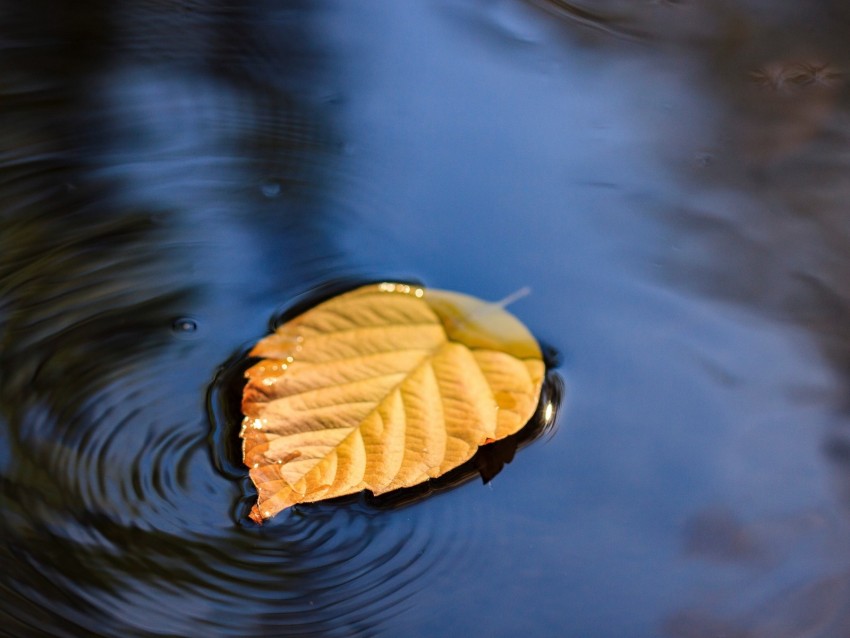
left=3, top=0, right=850, bottom=636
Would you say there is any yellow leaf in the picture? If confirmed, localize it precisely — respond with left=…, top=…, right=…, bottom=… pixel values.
left=241, top=282, right=544, bottom=523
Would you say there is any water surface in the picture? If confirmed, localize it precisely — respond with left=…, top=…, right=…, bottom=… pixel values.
left=3, top=1, right=850, bottom=636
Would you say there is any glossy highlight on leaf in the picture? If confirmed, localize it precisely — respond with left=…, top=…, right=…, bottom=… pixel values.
left=241, top=283, right=545, bottom=523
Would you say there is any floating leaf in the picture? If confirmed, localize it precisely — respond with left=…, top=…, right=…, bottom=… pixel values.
left=241, top=283, right=544, bottom=523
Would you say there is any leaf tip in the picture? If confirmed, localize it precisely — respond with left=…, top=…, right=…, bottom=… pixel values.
left=249, top=505, right=265, bottom=525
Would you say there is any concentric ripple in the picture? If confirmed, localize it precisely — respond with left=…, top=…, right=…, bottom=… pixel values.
left=0, top=2, right=570, bottom=636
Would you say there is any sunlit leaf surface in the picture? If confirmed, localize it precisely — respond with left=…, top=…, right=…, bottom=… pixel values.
left=241, top=283, right=544, bottom=522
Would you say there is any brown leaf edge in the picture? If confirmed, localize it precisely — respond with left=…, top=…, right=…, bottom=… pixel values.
left=207, top=279, right=564, bottom=525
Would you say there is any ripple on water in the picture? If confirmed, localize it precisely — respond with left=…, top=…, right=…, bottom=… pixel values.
left=2, top=269, right=562, bottom=638
left=0, top=4, right=571, bottom=632
left=197, top=288, right=564, bottom=635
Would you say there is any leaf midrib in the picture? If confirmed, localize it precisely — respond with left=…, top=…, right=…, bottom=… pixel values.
left=278, top=339, right=454, bottom=489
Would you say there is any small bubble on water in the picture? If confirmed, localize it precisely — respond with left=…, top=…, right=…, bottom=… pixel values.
left=172, top=317, right=198, bottom=333
left=260, top=181, right=281, bottom=198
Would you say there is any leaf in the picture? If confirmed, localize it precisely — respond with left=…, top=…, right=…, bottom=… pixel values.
left=241, top=282, right=544, bottom=523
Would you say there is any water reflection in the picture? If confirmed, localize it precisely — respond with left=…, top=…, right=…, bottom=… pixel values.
left=7, top=0, right=850, bottom=635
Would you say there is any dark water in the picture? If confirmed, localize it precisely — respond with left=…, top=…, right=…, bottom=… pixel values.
left=4, top=1, right=850, bottom=636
